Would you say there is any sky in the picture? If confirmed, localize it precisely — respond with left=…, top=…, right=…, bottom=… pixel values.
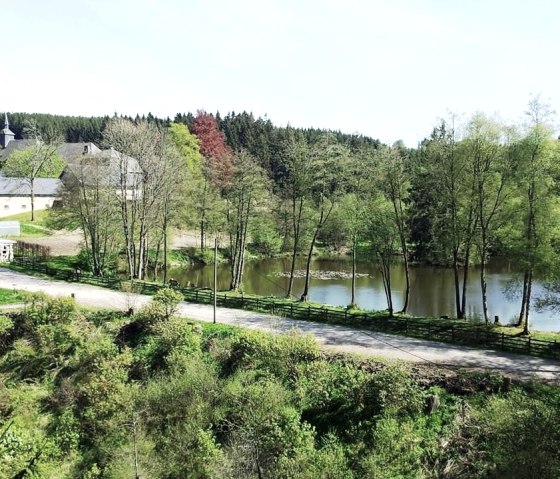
left=4, top=0, right=560, bottom=146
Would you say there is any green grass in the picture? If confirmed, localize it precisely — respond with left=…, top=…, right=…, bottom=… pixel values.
left=2, top=209, right=53, bottom=238
left=0, top=288, right=23, bottom=304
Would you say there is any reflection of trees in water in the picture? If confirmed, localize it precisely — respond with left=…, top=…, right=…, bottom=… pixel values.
left=155, top=257, right=557, bottom=331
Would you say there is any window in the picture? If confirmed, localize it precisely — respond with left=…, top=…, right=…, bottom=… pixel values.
left=3, top=205, right=8, bottom=210
left=21, top=205, right=27, bottom=209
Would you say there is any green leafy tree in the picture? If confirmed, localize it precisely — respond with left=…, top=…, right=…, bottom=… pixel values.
left=376, top=145, right=412, bottom=313
left=506, top=98, right=560, bottom=333
left=419, top=116, right=478, bottom=318
left=463, top=113, right=514, bottom=323
left=2, top=122, right=65, bottom=221
left=300, top=136, right=351, bottom=302
left=366, top=196, right=401, bottom=316
left=279, top=134, right=314, bottom=298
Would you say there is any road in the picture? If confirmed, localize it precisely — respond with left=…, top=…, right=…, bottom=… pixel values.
left=1, top=267, right=559, bottom=382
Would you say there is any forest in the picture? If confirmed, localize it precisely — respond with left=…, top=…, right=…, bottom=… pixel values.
left=2, top=105, right=560, bottom=478
left=1, top=290, right=559, bottom=478
left=3, top=100, right=560, bottom=335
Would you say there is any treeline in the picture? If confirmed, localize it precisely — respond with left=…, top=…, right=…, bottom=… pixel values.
left=1, top=291, right=559, bottom=478
left=8, top=101, right=560, bottom=333
left=5, top=110, right=380, bottom=164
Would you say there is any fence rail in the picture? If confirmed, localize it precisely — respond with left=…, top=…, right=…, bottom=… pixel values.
left=10, top=256, right=560, bottom=361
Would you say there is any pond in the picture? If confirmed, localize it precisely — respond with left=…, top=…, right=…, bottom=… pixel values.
left=162, top=256, right=560, bottom=332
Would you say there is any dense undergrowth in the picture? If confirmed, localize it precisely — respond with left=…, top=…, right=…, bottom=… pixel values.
left=0, top=290, right=559, bottom=478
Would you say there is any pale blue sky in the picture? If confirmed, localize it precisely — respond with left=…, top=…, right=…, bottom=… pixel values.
left=4, top=0, right=559, bottom=145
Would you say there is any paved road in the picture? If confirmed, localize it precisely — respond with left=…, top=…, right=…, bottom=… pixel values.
left=1, top=267, right=559, bottom=382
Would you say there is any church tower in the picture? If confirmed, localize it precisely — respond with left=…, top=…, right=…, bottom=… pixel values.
left=0, top=113, right=15, bottom=148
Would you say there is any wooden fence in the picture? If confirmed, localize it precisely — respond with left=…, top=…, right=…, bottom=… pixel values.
left=10, top=257, right=560, bottom=361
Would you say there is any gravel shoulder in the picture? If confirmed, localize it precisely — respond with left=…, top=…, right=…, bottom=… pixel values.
left=1, top=267, right=559, bottom=383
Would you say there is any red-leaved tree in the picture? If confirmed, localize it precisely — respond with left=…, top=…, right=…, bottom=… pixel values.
left=191, top=111, right=233, bottom=188
left=190, top=111, right=234, bottom=249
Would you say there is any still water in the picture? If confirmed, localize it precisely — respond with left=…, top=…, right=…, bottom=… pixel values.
left=164, top=257, right=560, bottom=332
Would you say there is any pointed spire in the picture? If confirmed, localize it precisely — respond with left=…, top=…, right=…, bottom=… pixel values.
left=1, top=112, right=15, bottom=148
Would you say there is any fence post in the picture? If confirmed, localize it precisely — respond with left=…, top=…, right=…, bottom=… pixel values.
left=344, top=309, right=348, bottom=321
left=528, top=336, right=531, bottom=354
left=195, top=290, right=199, bottom=302
left=290, top=303, right=293, bottom=316
left=324, top=309, right=328, bottom=322
left=308, top=306, right=311, bottom=320
left=501, top=332, right=504, bottom=349
left=451, top=326, right=454, bottom=341
left=272, top=301, right=275, bottom=314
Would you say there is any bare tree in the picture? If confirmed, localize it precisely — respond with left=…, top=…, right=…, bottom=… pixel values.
left=225, top=149, right=269, bottom=291
left=59, top=151, right=121, bottom=275
left=103, top=118, right=183, bottom=280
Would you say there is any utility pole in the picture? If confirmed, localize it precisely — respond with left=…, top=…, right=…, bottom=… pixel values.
left=213, top=237, right=218, bottom=324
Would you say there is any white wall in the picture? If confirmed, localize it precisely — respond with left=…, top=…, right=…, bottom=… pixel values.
left=0, top=196, right=58, bottom=218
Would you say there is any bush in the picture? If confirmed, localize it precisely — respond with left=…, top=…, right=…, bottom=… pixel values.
left=250, top=218, right=283, bottom=255
left=363, top=365, right=424, bottom=417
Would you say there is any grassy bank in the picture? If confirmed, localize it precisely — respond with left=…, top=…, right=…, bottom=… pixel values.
left=0, top=288, right=23, bottom=304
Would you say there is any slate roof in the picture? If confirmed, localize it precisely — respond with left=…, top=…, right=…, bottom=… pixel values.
left=0, top=139, right=34, bottom=160
left=0, top=141, right=103, bottom=162
left=0, top=139, right=141, bottom=189
left=0, top=177, right=61, bottom=196
left=61, top=147, right=142, bottom=187
left=58, top=142, right=101, bottom=158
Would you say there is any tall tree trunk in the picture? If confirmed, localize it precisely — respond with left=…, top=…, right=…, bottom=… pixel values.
left=452, top=250, right=462, bottom=318
left=460, top=245, right=471, bottom=319
left=400, top=242, right=410, bottom=313
left=380, top=257, right=393, bottom=317
left=350, top=234, right=357, bottom=308
left=163, top=217, right=168, bottom=285
left=480, top=240, right=489, bottom=323
left=300, top=228, right=319, bottom=302
left=30, top=178, right=35, bottom=222
left=391, top=198, right=410, bottom=313
left=200, top=179, right=208, bottom=252
left=523, top=269, right=533, bottom=335
left=517, top=270, right=530, bottom=327
left=286, top=197, right=303, bottom=298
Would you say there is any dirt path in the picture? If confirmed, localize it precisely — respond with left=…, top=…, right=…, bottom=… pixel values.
left=1, top=267, right=559, bottom=382
left=26, top=229, right=204, bottom=257
left=24, top=230, right=83, bottom=256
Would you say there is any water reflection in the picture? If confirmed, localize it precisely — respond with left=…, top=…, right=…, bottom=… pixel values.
left=161, top=257, right=560, bottom=332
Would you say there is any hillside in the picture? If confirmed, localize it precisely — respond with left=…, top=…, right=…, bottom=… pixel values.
left=1, top=291, right=559, bottom=478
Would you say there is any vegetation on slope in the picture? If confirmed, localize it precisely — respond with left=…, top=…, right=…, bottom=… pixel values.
left=0, top=290, right=559, bottom=478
